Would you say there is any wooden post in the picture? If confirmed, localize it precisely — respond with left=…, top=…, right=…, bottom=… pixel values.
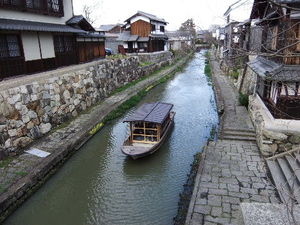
left=130, top=122, right=133, bottom=143
left=157, top=124, right=161, bottom=141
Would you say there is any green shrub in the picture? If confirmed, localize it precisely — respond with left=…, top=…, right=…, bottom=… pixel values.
left=239, top=93, right=249, bottom=108
left=229, top=69, right=239, bottom=80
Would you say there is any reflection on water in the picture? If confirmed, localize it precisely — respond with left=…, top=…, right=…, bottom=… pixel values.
left=4, top=51, right=218, bottom=225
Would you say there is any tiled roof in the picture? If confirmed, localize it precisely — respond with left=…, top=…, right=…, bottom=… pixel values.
left=77, top=32, right=105, bottom=38
left=99, top=24, right=122, bottom=32
left=0, top=18, right=85, bottom=33
left=125, top=11, right=167, bottom=24
left=248, top=57, right=300, bottom=82
left=124, top=102, right=173, bottom=124
left=117, top=31, right=138, bottom=41
left=66, top=15, right=84, bottom=24
left=149, top=34, right=168, bottom=40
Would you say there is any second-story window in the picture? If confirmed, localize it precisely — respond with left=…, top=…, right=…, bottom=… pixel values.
left=160, top=26, right=165, bottom=32
left=2, top=0, right=22, bottom=6
left=26, top=0, right=43, bottom=10
left=0, top=34, right=21, bottom=58
left=0, top=0, right=63, bottom=16
left=152, top=25, right=156, bottom=31
left=48, top=0, right=60, bottom=13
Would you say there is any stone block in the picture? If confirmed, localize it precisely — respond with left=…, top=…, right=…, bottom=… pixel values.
left=39, top=123, right=51, bottom=134
left=263, top=129, right=288, bottom=141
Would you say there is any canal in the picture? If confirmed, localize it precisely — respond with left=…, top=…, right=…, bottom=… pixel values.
left=4, top=51, right=218, bottom=225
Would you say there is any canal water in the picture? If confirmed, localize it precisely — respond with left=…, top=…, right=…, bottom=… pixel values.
left=4, top=51, right=218, bottom=225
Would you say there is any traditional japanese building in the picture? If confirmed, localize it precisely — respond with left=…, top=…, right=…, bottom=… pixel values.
left=118, top=11, right=168, bottom=53
left=245, top=0, right=300, bottom=119
left=0, top=0, right=105, bottom=80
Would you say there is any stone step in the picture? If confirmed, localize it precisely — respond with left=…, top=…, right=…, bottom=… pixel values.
left=221, top=135, right=257, bottom=142
left=266, top=159, right=294, bottom=205
left=295, top=153, right=300, bottom=166
left=285, top=155, right=300, bottom=184
left=222, top=130, right=256, bottom=138
left=277, top=158, right=300, bottom=204
left=222, top=128, right=255, bottom=133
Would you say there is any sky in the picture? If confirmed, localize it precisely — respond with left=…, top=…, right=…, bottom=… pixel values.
left=73, top=0, right=254, bottom=31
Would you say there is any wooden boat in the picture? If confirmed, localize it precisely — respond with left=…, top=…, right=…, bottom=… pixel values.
left=121, top=102, right=175, bottom=159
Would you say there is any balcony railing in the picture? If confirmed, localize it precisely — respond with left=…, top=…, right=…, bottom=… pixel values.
left=0, top=0, right=64, bottom=17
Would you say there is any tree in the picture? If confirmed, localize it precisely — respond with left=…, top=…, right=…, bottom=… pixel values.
left=179, top=19, right=196, bottom=37
left=82, top=4, right=96, bottom=25
left=81, top=1, right=103, bottom=25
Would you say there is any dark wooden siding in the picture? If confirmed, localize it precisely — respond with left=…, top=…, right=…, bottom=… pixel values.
left=78, top=41, right=105, bottom=63
left=131, top=20, right=151, bottom=37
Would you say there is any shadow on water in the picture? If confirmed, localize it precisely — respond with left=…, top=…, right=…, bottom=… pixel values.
left=3, top=51, right=219, bottom=225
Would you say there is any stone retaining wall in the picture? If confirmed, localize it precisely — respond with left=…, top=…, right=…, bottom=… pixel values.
left=127, top=51, right=173, bottom=64
left=249, top=95, right=300, bottom=156
left=0, top=52, right=173, bottom=156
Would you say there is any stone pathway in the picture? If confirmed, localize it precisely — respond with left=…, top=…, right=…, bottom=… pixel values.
left=185, top=54, right=280, bottom=225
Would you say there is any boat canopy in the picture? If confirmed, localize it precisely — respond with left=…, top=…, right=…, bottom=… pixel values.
left=124, top=102, right=173, bottom=124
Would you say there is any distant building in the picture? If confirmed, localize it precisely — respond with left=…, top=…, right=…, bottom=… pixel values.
left=166, top=31, right=193, bottom=50
left=197, top=30, right=209, bottom=43
left=99, top=24, right=123, bottom=34
left=118, top=11, right=168, bottom=53
left=0, top=0, right=105, bottom=80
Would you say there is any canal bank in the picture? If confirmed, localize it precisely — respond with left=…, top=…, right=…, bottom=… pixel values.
left=185, top=52, right=281, bottom=225
left=0, top=52, right=194, bottom=223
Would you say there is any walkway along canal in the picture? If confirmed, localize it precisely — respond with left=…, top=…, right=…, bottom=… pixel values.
left=3, top=51, right=218, bottom=225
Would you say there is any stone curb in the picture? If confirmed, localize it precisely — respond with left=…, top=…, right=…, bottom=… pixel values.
left=184, top=143, right=209, bottom=225
left=0, top=53, right=193, bottom=223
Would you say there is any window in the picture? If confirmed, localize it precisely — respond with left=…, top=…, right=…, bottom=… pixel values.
left=0, top=0, right=63, bottom=16
left=0, top=34, right=21, bottom=58
left=54, top=35, right=75, bottom=53
left=160, top=26, right=165, bottom=32
left=48, top=0, right=60, bottom=13
left=151, top=24, right=156, bottom=31
left=2, top=0, right=22, bottom=6
left=26, top=0, right=43, bottom=9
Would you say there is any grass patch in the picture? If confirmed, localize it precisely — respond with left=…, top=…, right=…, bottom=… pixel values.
left=0, top=184, right=7, bottom=193
left=0, top=157, right=13, bottom=168
left=107, top=54, right=128, bottom=60
left=139, top=61, right=153, bottom=67
left=229, top=69, right=239, bottom=80
left=209, top=125, right=217, bottom=141
left=239, top=93, right=249, bottom=108
left=14, top=171, right=28, bottom=177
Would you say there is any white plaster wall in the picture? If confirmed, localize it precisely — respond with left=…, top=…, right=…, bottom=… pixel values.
left=252, top=95, right=300, bottom=134
left=131, top=16, right=150, bottom=24
left=39, top=33, right=55, bottom=59
left=0, top=0, right=73, bottom=24
left=151, top=21, right=165, bottom=35
left=21, top=32, right=41, bottom=61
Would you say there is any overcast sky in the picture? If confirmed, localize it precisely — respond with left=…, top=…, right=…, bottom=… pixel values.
left=73, top=0, right=254, bottom=31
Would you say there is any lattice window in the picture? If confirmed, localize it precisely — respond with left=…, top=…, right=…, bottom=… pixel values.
left=0, top=34, right=21, bottom=58
left=54, top=35, right=75, bottom=53
left=64, top=36, right=74, bottom=52
left=26, top=0, right=43, bottom=9
left=47, top=0, right=60, bottom=12
left=2, top=0, right=22, bottom=6
left=160, top=26, right=164, bottom=32
left=54, top=36, right=64, bottom=53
